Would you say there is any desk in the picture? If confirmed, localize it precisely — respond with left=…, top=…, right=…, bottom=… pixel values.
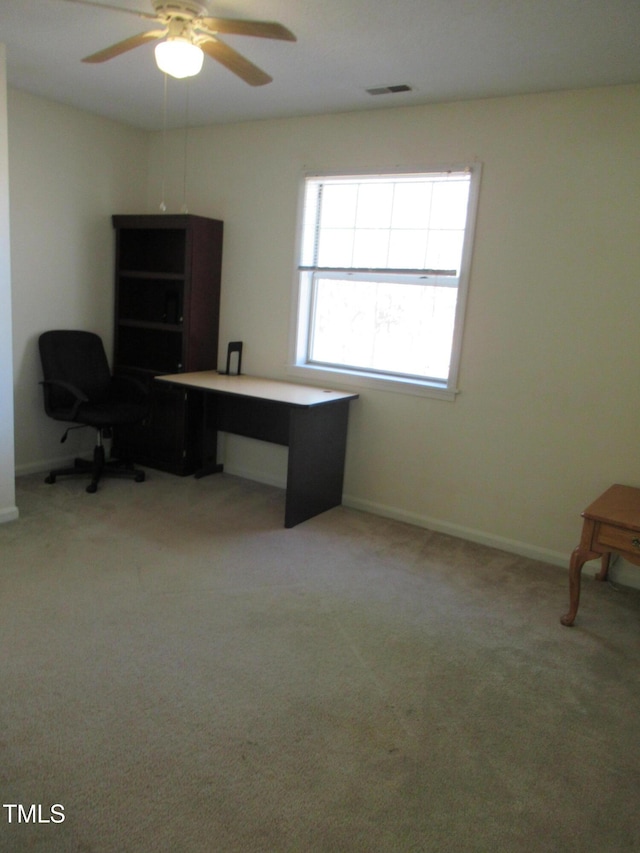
left=156, top=372, right=359, bottom=528
left=561, top=484, right=640, bottom=626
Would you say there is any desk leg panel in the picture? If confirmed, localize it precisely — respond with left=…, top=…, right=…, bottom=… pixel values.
left=194, top=392, right=223, bottom=478
left=285, top=402, right=350, bottom=528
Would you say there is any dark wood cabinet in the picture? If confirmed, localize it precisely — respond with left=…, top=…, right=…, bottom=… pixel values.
left=111, top=214, right=223, bottom=475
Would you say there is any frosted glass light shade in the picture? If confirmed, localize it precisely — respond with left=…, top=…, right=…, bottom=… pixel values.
left=155, top=39, right=204, bottom=78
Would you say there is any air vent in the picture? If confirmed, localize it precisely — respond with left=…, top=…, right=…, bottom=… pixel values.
left=366, top=84, right=413, bottom=96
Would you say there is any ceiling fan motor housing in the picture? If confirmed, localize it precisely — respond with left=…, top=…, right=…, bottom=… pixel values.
left=152, top=1, right=209, bottom=19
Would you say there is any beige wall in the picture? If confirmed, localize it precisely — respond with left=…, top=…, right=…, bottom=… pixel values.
left=147, top=84, right=640, bottom=576
left=8, top=89, right=149, bottom=475
left=5, top=82, right=640, bottom=584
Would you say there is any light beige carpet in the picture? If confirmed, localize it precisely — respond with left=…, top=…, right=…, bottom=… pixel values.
left=0, top=470, right=639, bottom=852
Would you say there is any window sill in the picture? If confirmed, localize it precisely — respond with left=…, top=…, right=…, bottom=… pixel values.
left=286, top=363, right=459, bottom=401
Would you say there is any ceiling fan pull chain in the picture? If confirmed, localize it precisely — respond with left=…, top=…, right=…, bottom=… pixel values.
left=159, top=72, right=168, bottom=212
left=181, top=78, right=190, bottom=214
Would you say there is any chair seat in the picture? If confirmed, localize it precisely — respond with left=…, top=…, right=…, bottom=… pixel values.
left=75, top=399, right=147, bottom=428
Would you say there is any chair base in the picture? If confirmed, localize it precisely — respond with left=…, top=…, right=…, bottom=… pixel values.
left=44, top=444, right=145, bottom=494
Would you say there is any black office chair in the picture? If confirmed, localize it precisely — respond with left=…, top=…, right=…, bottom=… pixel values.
left=39, top=330, right=148, bottom=493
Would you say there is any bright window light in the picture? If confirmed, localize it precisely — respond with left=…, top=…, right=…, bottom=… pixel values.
left=290, top=167, right=481, bottom=398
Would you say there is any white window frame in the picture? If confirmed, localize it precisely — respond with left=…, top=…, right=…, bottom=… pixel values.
left=288, top=165, right=481, bottom=400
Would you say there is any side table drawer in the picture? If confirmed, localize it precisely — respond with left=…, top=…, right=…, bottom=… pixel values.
left=595, top=522, right=640, bottom=555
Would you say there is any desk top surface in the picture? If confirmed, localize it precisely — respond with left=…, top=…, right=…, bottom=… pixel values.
left=157, top=371, right=359, bottom=407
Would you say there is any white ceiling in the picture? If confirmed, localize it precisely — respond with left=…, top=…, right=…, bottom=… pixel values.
left=2, top=0, right=640, bottom=130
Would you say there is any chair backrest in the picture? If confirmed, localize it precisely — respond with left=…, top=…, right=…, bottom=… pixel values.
left=39, top=330, right=112, bottom=414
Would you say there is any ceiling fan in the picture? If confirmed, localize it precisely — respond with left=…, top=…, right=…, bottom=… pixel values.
left=58, top=0, right=296, bottom=85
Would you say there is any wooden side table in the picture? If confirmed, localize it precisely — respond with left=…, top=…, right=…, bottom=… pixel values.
left=561, top=484, right=640, bottom=626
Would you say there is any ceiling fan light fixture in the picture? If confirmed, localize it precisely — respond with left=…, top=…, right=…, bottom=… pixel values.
left=155, top=37, right=204, bottom=78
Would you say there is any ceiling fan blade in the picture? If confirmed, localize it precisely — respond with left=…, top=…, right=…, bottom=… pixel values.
left=200, top=38, right=272, bottom=86
left=58, top=0, right=160, bottom=21
left=82, top=29, right=166, bottom=63
left=199, top=18, right=296, bottom=41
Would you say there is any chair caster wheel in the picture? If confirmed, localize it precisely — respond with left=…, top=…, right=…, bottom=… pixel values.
left=86, top=483, right=98, bottom=494
left=135, top=472, right=145, bottom=483
left=44, top=475, right=56, bottom=484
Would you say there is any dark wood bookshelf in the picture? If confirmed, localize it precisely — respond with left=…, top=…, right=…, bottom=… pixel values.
left=111, top=214, right=223, bottom=475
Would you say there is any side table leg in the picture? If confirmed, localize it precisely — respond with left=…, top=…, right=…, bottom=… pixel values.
left=560, top=546, right=588, bottom=627
left=596, top=552, right=611, bottom=582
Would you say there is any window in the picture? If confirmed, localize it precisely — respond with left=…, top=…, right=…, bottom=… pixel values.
left=289, top=166, right=481, bottom=398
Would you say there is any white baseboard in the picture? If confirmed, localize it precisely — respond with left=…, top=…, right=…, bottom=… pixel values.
left=15, top=456, right=78, bottom=478
left=14, top=458, right=640, bottom=590
left=0, top=504, right=19, bottom=523
left=344, top=493, right=568, bottom=565
left=221, top=466, right=570, bottom=565
left=221, top=468, right=640, bottom=589
left=342, top=494, right=640, bottom=590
